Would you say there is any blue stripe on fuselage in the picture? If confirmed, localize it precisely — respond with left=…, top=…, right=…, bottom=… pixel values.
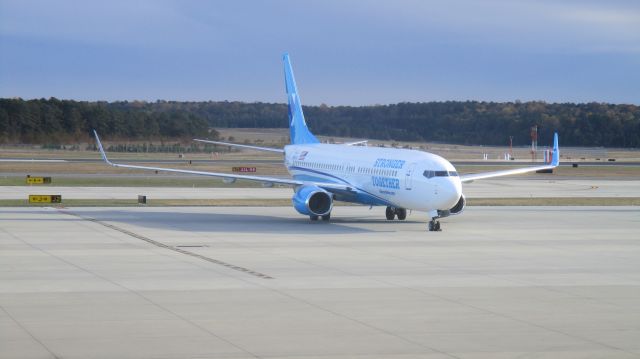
left=289, top=166, right=348, bottom=184
left=288, top=166, right=400, bottom=207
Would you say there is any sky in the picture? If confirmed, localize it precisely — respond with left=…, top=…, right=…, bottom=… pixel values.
left=1, top=0, right=639, bottom=105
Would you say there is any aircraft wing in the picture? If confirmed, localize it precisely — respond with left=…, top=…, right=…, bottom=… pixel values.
left=192, top=139, right=284, bottom=153
left=460, top=133, right=560, bottom=183
left=94, top=131, right=350, bottom=191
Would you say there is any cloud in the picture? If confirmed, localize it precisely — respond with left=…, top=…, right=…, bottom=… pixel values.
left=1, top=0, right=638, bottom=104
left=0, top=0, right=214, bottom=49
left=352, top=0, right=640, bottom=54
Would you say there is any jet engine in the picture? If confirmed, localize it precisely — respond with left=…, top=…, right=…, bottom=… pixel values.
left=292, top=185, right=333, bottom=216
left=449, top=194, right=466, bottom=215
left=437, top=194, right=466, bottom=218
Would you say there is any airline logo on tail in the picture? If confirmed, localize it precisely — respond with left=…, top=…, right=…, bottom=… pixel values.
left=288, top=94, right=300, bottom=127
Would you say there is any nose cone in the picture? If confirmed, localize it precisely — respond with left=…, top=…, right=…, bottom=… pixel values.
left=438, top=177, right=463, bottom=209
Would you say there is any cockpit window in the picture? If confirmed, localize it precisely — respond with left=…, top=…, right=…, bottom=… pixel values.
left=424, top=170, right=459, bottom=178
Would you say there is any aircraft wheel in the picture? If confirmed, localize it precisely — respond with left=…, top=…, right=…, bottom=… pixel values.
left=321, top=213, right=331, bottom=221
left=310, top=215, right=319, bottom=221
left=385, top=206, right=396, bottom=220
left=397, top=208, right=407, bottom=220
left=428, top=220, right=441, bottom=232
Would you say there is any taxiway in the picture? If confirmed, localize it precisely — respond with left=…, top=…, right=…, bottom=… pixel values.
left=1, top=178, right=639, bottom=200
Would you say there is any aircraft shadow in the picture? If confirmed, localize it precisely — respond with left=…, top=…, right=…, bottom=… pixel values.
left=73, top=209, right=402, bottom=235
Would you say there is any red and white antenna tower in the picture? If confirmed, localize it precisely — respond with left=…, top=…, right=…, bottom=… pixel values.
left=509, top=136, right=514, bottom=159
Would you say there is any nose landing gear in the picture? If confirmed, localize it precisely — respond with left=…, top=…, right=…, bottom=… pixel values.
left=427, top=210, right=443, bottom=232
left=385, top=207, right=444, bottom=231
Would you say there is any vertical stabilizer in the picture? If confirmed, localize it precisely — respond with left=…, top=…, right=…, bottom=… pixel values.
left=551, top=132, right=560, bottom=166
left=283, top=53, right=319, bottom=145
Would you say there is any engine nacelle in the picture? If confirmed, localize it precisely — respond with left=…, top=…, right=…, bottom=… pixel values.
left=438, top=194, right=466, bottom=218
left=292, top=185, right=333, bottom=216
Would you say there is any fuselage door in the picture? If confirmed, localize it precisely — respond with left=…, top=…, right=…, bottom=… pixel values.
left=405, top=162, right=417, bottom=190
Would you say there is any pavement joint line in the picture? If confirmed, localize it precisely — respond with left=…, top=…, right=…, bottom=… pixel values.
left=49, top=209, right=442, bottom=356
left=147, top=214, right=459, bottom=357
left=294, top=234, right=637, bottom=355
left=3, top=205, right=637, bottom=357
left=57, top=209, right=274, bottom=280
left=0, top=289, right=62, bottom=359
left=1, top=214, right=262, bottom=359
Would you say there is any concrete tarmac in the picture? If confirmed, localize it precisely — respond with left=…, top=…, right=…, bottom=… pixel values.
left=1, top=206, right=639, bottom=358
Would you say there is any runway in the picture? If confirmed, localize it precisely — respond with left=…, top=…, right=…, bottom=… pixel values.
left=1, top=206, right=639, bottom=358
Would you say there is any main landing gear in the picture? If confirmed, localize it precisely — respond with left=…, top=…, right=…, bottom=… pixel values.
left=310, top=213, right=331, bottom=221
left=385, top=206, right=407, bottom=221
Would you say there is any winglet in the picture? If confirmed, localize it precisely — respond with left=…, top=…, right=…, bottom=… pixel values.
left=551, top=132, right=560, bottom=166
left=92, top=130, right=113, bottom=166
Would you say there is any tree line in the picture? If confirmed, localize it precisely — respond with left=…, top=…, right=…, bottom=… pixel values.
left=0, top=98, right=212, bottom=143
left=1, top=98, right=639, bottom=147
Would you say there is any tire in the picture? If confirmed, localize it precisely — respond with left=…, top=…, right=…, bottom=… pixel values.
left=428, top=221, right=435, bottom=231
left=321, top=213, right=331, bottom=221
left=397, top=208, right=407, bottom=220
left=310, top=215, right=319, bottom=221
left=385, top=206, right=396, bottom=220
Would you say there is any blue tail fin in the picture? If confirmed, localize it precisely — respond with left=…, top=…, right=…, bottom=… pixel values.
left=283, top=53, right=319, bottom=145
left=551, top=132, right=560, bottom=166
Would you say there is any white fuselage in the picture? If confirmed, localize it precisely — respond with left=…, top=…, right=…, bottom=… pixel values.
left=284, top=144, right=462, bottom=212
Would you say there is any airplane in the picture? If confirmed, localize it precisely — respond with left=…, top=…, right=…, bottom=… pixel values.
left=93, top=53, right=560, bottom=231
